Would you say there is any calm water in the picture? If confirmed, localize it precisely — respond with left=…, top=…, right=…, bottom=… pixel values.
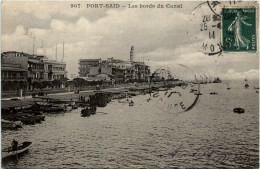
left=2, top=80, right=259, bottom=168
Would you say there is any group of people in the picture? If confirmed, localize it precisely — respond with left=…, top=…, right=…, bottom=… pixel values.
left=78, top=95, right=86, bottom=101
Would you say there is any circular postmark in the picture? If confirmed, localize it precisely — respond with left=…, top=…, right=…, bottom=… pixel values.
left=189, top=1, right=223, bottom=59
left=149, top=64, right=201, bottom=114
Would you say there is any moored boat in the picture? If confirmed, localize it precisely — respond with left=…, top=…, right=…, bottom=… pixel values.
left=233, top=108, right=245, bottom=114
left=81, top=106, right=97, bottom=117
left=118, top=99, right=131, bottom=103
left=129, top=101, right=134, bottom=106
left=2, top=141, right=32, bottom=159
left=34, top=101, right=52, bottom=107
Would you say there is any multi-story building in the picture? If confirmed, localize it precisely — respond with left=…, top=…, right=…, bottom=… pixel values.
left=152, top=68, right=172, bottom=81
left=132, top=62, right=150, bottom=81
left=43, top=60, right=67, bottom=81
left=1, top=51, right=67, bottom=90
left=78, top=59, right=101, bottom=77
left=28, top=56, right=45, bottom=84
left=1, top=52, right=29, bottom=90
left=78, top=46, right=150, bottom=83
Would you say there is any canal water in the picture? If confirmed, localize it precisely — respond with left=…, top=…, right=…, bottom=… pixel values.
left=2, top=81, right=259, bottom=168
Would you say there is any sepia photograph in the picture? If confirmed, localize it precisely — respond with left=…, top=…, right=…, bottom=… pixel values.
left=1, top=0, right=259, bottom=168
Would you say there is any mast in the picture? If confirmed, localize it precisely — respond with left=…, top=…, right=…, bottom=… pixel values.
left=62, top=40, right=64, bottom=62
left=55, top=44, right=57, bottom=61
left=33, top=36, right=35, bottom=56
left=203, top=74, right=208, bottom=83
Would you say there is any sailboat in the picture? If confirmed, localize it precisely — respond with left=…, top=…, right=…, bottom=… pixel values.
left=227, top=82, right=231, bottom=90
left=195, top=83, right=202, bottom=95
left=245, top=77, right=249, bottom=88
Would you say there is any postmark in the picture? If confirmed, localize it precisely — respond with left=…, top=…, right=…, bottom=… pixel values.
left=149, top=64, right=201, bottom=114
left=222, top=8, right=257, bottom=52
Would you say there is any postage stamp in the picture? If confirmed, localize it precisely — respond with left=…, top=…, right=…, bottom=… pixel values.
left=222, top=8, right=257, bottom=52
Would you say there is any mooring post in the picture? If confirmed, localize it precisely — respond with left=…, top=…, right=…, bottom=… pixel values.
left=20, top=89, right=23, bottom=98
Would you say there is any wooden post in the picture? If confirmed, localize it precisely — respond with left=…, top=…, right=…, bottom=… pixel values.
left=20, top=89, right=23, bottom=98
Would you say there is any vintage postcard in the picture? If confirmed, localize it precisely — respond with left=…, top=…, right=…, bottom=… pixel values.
left=1, top=1, right=259, bottom=168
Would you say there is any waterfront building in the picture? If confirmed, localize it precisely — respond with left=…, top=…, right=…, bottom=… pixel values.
left=152, top=68, right=172, bottom=81
left=28, top=56, right=45, bottom=84
left=78, top=46, right=150, bottom=82
left=1, top=52, right=28, bottom=90
left=1, top=51, right=67, bottom=90
left=132, top=62, right=150, bottom=81
left=78, top=59, right=102, bottom=77
left=43, top=60, right=67, bottom=81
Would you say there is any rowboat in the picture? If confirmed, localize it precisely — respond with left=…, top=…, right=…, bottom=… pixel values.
left=2, top=141, right=32, bottom=159
left=34, top=101, right=52, bottom=107
left=129, top=101, right=134, bottom=106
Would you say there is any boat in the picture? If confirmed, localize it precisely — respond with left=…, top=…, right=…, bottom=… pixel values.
left=81, top=106, right=96, bottom=117
left=233, top=108, right=245, bottom=114
left=1, top=120, right=22, bottom=130
left=227, top=87, right=231, bottom=90
left=194, top=83, right=202, bottom=95
left=212, top=77, right=222, bottom=83
left=190, top=89, right=197, bottom=93
left=244, top=77, right=249, bottom=88
left=2, top=141, right=32, bottom=159
left=147, top=98, right=152, bottom=102
left=34, top=101, right=52, bottom=107
left=118, top=99, right=131, bottom=103
left=129, top=101, right=134, bottom=106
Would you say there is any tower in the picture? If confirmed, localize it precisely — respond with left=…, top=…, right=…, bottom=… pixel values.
left=130, top=46, right=134, bottom=62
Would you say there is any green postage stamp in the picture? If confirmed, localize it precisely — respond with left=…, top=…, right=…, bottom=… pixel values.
left=222, top=8, right=257, bottom=52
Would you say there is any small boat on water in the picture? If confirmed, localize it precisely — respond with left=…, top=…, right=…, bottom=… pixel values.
left=190, top=89, right=197, bottom=93
left=81, top=106, right=96, bottom=117
left=34, top=101, right=52, bottom=107
left=2, top=141, right=32, bottom=159
left=147, top=98, right=152, bottom=102
left=244, top=77, right=249, bottom=88
left=194, top=83, right=202, bottom=95
left=118, top=99, right=131, bottom=104
left=233, top=108, right=245, bottom=114
left=227, top=87, right=231, bottom=90
left=129, top=101, right=134, bottom=106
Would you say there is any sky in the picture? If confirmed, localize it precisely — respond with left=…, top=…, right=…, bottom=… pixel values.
left=1, top=1, right=259, bottom=80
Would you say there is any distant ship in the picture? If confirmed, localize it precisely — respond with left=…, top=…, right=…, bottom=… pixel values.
left=245, top=77, right=249, bottom=88
left=212, top=77, right=222, bottom=83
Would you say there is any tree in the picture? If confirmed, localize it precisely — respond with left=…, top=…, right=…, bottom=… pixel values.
left=53, top=79, right=62, bottom=88
left=31, top=81, right=40, bottom=91
left=72, top=78, right=87, bottom=87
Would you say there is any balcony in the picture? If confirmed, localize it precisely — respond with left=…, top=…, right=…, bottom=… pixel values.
left=2, top=76, right=27, bottom=80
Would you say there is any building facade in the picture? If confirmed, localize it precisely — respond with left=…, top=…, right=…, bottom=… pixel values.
left=78, top=59, right=101, bottom=77
left=78, top=46, right=150, bottom=83
left=43, top=60, right=67, bottom=81
left=1, top=51, right=67, bottom=91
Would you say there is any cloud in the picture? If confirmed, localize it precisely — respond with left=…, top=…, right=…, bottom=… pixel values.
left=222, top=69, right=259, bottom=80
